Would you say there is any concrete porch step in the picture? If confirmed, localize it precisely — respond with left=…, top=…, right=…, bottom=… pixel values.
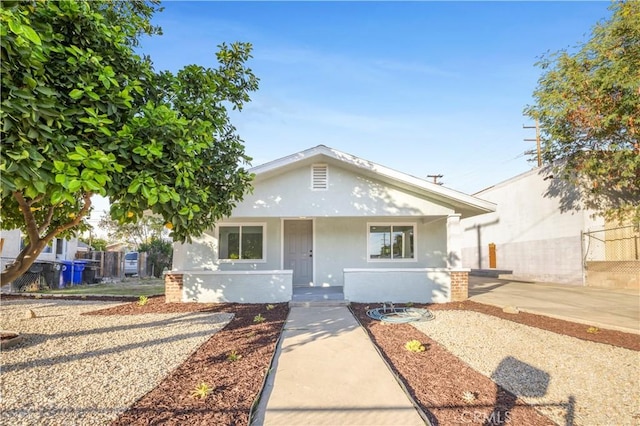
left=470, top=268, right=513, bottom=278
left=289, top=300, right=351, bottom=308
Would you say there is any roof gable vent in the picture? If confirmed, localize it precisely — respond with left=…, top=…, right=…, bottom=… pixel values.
left=311, top=164, right=328, bottom=190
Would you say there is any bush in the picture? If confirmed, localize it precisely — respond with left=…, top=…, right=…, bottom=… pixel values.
left=139, top=238, right=172, bottom=278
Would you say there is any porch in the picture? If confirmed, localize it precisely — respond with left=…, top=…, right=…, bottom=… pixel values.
left=165, top=267, right=469, bottom=304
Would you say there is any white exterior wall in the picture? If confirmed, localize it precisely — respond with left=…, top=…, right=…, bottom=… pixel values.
left=172, top=218, right=282, bottom=271
left=174, top=216, right=449, bottom=288
left=314, top=217, right=447, bottom=287
left=344, top=268, right=453, bottom=303
left=232, top=163, right=456, bottom=218
left=460, top=168, right=604, bottom=284
left=182, top=270, right=292, bottom=303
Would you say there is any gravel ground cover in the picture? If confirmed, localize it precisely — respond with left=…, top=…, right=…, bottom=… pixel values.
left=3, top=295, right=638, bottom=425
left=353, top=301, right=640, bottom=426
left=0, top=298, right=232, bottom=426
left=352, top=304, right=555, bottom=425
left=411, top=310, right=640, bottom=426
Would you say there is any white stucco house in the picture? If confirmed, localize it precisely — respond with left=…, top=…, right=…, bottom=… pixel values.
left=166, top=145, right=496, bottom=304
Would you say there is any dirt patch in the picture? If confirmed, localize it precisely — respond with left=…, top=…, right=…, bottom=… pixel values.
left=87, top=296, right=288, bottom=426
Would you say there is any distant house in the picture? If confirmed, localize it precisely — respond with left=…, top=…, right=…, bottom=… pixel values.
left=460, top=167, right=639, bottom=289
left=167, top=145, right=496, bottom=304
left=0, top=229, right=79, bottom=271
left=105, top=241, right=130, bottom=253
left=76, top=241, right=92, bottom=253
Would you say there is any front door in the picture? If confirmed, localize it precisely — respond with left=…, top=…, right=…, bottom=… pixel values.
left=284, top=220, right=313, bottom=286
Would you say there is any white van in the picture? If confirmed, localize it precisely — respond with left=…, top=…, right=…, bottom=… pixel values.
left=124, top=252, right=139, bottom=276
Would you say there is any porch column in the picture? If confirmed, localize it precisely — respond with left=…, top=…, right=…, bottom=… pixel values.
left=446, top=214, right=463, bottom=268
left=165, top=273, right=184, bottom=303
left=447, top=214, right=468, bottom=301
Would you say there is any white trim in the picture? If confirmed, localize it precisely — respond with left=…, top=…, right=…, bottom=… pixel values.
left=366, top=222, right=418, bottom=263
left=178, top=270, right=292, bottom=275
left=216, top=222, right=267, bottom=263
left=344, top=268, right=470, bottom=273
left=311, top=163, right=329, bottom=191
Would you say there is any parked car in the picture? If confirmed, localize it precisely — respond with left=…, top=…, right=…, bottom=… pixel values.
left=124, top=252, right=139, bottom=276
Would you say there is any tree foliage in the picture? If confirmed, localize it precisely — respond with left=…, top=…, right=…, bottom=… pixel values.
left=139, top=237, right=172, bottom=278
left=525, top=1, right=639, bottom=224
left=79, top=236, right=107, bottom=251
left=98, top=213, right=167, bottom=250
left=0, top=0, right=258, bottom=283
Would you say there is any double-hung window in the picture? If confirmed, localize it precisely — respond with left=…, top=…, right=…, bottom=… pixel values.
left=368, top=224, right=415, bottom=261
left=219, top=224, right=265, bottom=261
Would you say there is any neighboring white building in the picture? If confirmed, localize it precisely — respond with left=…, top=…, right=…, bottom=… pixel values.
left=168, top=145, right=496, bottom=304
left=0, top=229, right=80, bottom=271
left=460, top=167, right=604, bottom=285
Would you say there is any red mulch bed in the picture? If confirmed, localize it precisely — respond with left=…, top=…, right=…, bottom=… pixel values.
left=85, top=296, right=288, bottom=426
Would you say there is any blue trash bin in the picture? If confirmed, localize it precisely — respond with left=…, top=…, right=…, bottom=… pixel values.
left=61, top=260, right=88, bottom=285
left=61, top=260, right=73, bottom=286
left=72, top=260, right=88, bottom=285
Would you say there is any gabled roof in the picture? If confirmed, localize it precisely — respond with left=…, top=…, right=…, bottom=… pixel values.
left=250, top=145, right=495, bottom=218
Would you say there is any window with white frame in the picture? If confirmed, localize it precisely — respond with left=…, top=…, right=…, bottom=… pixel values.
left=219, top=224, right=265, bottom=261
left=368, top=224, right=415, bottom=260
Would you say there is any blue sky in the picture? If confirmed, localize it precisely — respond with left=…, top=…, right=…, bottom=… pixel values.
left=91, top=1, right=612, bottom=227
left=135, top=1, right=612, bottom=194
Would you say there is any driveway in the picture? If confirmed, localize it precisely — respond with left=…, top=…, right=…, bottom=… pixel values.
left=468, top=276, right=640, bottom=334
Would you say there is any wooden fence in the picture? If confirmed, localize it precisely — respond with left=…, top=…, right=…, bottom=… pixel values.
left=78, top=251, right=149, bottom=280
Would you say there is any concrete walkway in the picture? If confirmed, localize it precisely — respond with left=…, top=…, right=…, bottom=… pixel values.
left=469, top=276, right=640, bottom=334
left=253, top=306, right=426, bottom=426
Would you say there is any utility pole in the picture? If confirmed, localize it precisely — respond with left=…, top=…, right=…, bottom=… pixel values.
left=427, top=174, right=444, bottom=185
left=523, top=119, right=542, bottom=167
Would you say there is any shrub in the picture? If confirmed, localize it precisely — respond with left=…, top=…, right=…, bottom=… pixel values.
left=137, top=295, right=148, bottom=306
left=192, top=382, right=212, bottom=399
left=404, top=339, right=426, bottom=353
left=253, top=313, right=265, bottom=323
left=227, top=350, right=242, bottom=362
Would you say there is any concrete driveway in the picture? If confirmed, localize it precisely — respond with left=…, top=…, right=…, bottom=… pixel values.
left=468, top=276, right=640, bottom=334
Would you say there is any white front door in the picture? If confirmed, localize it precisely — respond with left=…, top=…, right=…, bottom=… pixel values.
left=284, top=220, right=313, bottom=286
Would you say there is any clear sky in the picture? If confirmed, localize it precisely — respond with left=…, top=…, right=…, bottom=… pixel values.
left=90, top=0, right=612, bottom=229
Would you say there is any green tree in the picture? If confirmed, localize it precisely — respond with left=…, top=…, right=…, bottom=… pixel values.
left=139, top=237, right=172, bottom=278
left=525, top=1, right=639, bottom=224
left=98, top=213, right=166, bottom=250
left=0, top=0, right=258, bottom=284
left=79, top=236, right=107, bottom=251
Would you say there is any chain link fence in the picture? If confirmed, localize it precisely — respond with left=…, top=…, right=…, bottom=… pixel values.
left=582, top=224, right=639, bottom=289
